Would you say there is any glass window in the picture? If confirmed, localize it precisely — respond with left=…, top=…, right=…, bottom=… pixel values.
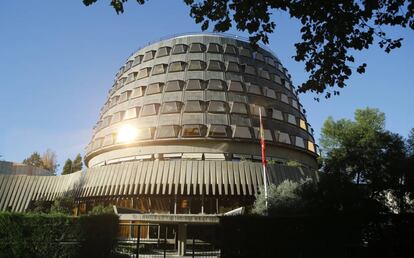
left=291, top=99, right=299, bottom=109
left=165, top=80, right=184, bottom=92
left=132, top=55, right=143, bottom=67
left=207, top=125, right=230, bottom=138
left=109, top=96, right=119, bottom=107
left=207, top=43, right=222, bottom=53
left=124, top=107, right=139, bottom=120
left=271, top=109, right=284, bottom=120
left=92, top=138, right=103, bottom=150
left=157, top=46, right=171, bottom=57
left=228, top=81, right=244, bottom=92
left=103, top=133, right=116, bottom=146
left=189, top=43, right=205, bottom=53
left=224, top=44, right=237, bottom=55
left=277, top=131, right=291, bottom=144
left=253, top=127, right=273, bottom=141
left=156, top=125, right=180, bottom=139
left=125, top=60, right=133, bottom=70
left=308, top=141, right=315, bottom=152
left=143, top=50, right=156, bottom=62
left=299, top=119, right=307, bottom=130
left=208, top=101, right=228, bottom=113
left=184, top=100, right=204, bottom=113
left=207, top=60, right=224, bottom=71
left=137, top=127, right=155, bottom=140
left=249, top=104, right=267, bottom=117
left=137, top=67, right=151, bottom=79
left=232, top=126, right=252, bottom=139
left=287, top=114, right=297, bottom=125
left=265, top=57, right=276, bottom=67
left=230, top=102, right=248, bottom=114
left=131, top=86, right=146, bottom=98
left=280, top=93, right=289, bottom=104
left=111, top=111, right=124, bottom=124
left=254, top=52, right=264, bottom=61
left=186, top=79, right=206, bottom=90
left=102, top=116, right=112, bottom=127
left=243, top=64, right=256, bottom=75
left=169, top=61, right=186, bottom=72
left=141, top=104, right=159, bottom=117
left=239, top=47, right=251, bottom=57
left=247, top=84, right=262, bottom=95
left=146, top=82, right=163, bottom=95
left=181, top=124, right=206, bottom=137
left=188, top=60, right=206, bottom=71
left=226, top=61, right=240, bottom=72
left=207, top=79, right=226, bottom=91
left=265, top=88, right=276, bottom=99
left=152, top=64, right=167, bottom=75
left=172, top=44, right=188, bottom=54
left=161, top=101, right=182, bottom=114
left=126, top=72, right=137, bottom=84
left=295, top=137, right=305, bottom=148
left=259, top=69, right=270, bottom=80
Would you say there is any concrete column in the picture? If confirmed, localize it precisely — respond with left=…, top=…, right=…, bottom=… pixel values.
left=177, top=223, right=187, bottom=256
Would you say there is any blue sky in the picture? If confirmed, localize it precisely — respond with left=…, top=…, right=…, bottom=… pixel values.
left=0, top=1, right=413, bottom=172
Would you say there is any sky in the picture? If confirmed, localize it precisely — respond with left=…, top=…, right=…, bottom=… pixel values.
left=0, top=1, right=413, bottom=173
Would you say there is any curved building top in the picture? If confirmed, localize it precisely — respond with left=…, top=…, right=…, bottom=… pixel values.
left=85, top=33, right=318, bottom=168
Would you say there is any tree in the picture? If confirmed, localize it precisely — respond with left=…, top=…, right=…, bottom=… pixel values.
left=62, top=159, right=73, bottom=175
left=41, top=149, right=58, bottom=174
left=50, top=196, right=76, bottom=215
left=82, top=0, right=413, bottom=99
left=72, top=154, right=83, bottom=172
left=22, top=152, right=43, bottom=168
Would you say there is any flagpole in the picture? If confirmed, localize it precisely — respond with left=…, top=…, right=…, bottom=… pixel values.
left=259, top=108, right=268, bottom=213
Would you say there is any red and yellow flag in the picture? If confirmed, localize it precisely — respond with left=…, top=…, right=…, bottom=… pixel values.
left=259, top=108, right=266, bottom=166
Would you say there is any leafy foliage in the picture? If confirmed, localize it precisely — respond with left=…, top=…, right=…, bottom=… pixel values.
left=23, top=149, right=59, bottom=174
left=62, top=154, right=83, bottom=175
left=82, top=0, right=413, bottom=99
left=88, top=204, right=115, bottom=215
left=62, top=158, right=73, bottom=175
left=50, top=196, right=76, bottom=215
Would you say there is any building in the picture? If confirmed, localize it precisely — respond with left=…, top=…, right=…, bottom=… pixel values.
left=0, top=33, right=318, bottom=255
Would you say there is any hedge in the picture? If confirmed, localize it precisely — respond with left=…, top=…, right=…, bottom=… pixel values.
left=0, top=212, right=118, bottom=258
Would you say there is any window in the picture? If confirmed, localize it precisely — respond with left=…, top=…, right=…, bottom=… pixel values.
left=161, top=101, right=182, bottom=114
left=189, top=43, right=205, bottom=53
left=146, top=82, right=163, bottom=95
left=243, top=64, right=256, bottom=75
left=184, top=100, right=204, bottom=113
left=131, top=86, right=146, bottom=98
left=169, top=61, right=186, bottom=72
left=181, top=124, right=206, bottom=137
left=111, top=111, right=124, bottom=124
left=239, top=47, right=251, bottom=57
left=143, top=50, right=156, bottom=62
left=207, top=60, right=224, bottom=71
left=103, top=133, right=116, bottom=146
left=295, top=137, right=305, bottom=148
left=287, top=114, right=297, bottom=125
left=273, top=74, right=282, bottom=84
left=299, top=119, right=307, bottom=130
left=291, top=99, right=299, bottom=109
left=207, top=79, right=226, bottom=91
left=230, top=102, right=248, bottom=114
left=254, top=52, right=264, bottom=61
left=141, top=104, right=160, bottom=117
left=207, top=43, right=222, bottom=53
left=119, top=90, right=132, bottom=103
left=125, top=60, right=133, bottom=71
left=156, top=125, right=180, bottom=139
left=137, top=127, right=155, bottom=140
left=102, top=116, right=112, bottom=127
left=110, top=96, right=119, bottom=107
left=280, top=93, right=289, bottom=104
left=137, top=67, right=151, bottom=79
left=228, top=81, right=244, bottom=92
left=224, top=44, right=237, bottom=55
left=277, top=131, right=291, bottom=144
left=253, top=127, right=273, bottom=141
left=308, top=141, right=315, bottom=152
left=157, top=46, right=171, bottom=57
left=249, top=104, right=267, bottom=117
left=207, top=125, right=230, bottom=138
left=165, top=80, right=184, bottom=92
left=125, top=72, right=137, bottom=84
left=271, top=109, right=284, bottom=121
left=93, top=138, right=103, bottom=150
left=259, top=69, right=270, bottom=80
left=207, top=101, right=228, bottom=113
left=186, top=79, right=206, bottom=90
left=247, top=83, right=262, bottom=95
left=265, top=57, right=276, bottom=67
left=265, top=88, right=276, bottom=99
left=124, top=107, right=139, bottom=120
left=132, top=55, right=143, bottom=67
left=172, top=44, right=187, bottom=54
left=232, top=126, right=252, bottom=139
left=188, top=60, right=206, bottom=71
left=226, top=62, right=240, bottom=72
left=152, top=64, right=167, bottom=75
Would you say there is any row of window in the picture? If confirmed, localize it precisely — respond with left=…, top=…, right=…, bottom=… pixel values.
left=118, top=42, right=283, bottom=77
left=90, top=124, right=316, bottom=153
left=96, top=102, right=310, bottom=134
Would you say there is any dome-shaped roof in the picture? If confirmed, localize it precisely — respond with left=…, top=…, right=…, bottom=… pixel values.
left=85, top=33, right=317, bottom=168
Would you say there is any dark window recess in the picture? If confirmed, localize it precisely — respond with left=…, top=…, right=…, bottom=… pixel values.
left=172, top=44, right=188, bottom=54
left=226, top=62, right=240, bottom=72
left=146, top=83, right=163, bottom=95
left=224, top=44, right=237, bottom=55
left=143, top=50, right=156, bottom=62
left=184, top=100, right=204, bottom=113
left=169, top=61, right=186, bottom=72
left=243, top=65, right=256, bottom=75
left=228, top=81, right=244, bottom=92
left=247, top=84, right=262, bottom=95
left=181, top=124, right=206, bottom=137
left=161, top=101, right=182, bottom=114
left=230, top=102, right=248, bottom=114
left=132, top=55, right=143, bottom=66
left=152, top=64, right=167, bottom=75
left=131, top=86, right=146, bottom=98
left=156, top=125, right=180, bottom=138
left=232, top=126, right=253, bottom=139
left=207, top=79, right=226, bottom=91
left=141, top=104, right=159, bottom=117
left=165, top=80, right=184, bottom=92
left=189, top=43, right=205, bottom=53
left=208, top=101, right=228, bottom=113
left=207, top=60, right=224, bottom=71
left=188, top=60, right=206, bottom=71
left=239, top=47, right=251, bottom=57
left=186, top=79, right=206, bottom=90
left=208, top=125, right=230, bottom=138
left=157, top=46, right=171, bottom=57
left=207, top=43, right=222, bottom=53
